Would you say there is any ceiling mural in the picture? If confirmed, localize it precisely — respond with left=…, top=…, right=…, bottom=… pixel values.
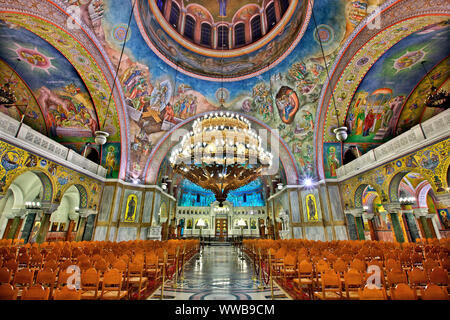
left=343, top=22, right=450, bottom=145
left=321, top=15, right=450, bottom=143
left=64, top=0, right=381, bottom=182
left=0, top=21, right=98, bottom=144
left=136, top=0, right=311, bottom=80
left=3, top=0, right=447, bottom=186
left=0, top=59, right=47, bottom=134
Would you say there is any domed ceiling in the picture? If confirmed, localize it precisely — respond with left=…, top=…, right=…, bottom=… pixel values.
left=0, top=0, right=448, bottom=186
left=136, top=0, right=311, bottom=80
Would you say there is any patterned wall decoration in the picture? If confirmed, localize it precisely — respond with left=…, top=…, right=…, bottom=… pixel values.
left=0, top=140, right=103, bottom=208
left=340, top=138, right=450, bottom=208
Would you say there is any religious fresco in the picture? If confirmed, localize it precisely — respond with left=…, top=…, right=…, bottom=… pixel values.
left=323, top=142, right=342, bottom=179
left=322, top=15, right=450, bottom=143
left=343, top=22, right=450, bottom=144
left=339, top=138, right=450, bottom=208
left=101, top=142, right=120, bottom=178
left=0, top=59, right=47, bottom=134
left=396, top=57, right=450, bottom=136
left=0, top=21, right=99, bottom=144
left=59, top=0, right=386, bottom=181
left=0, top=140, right=103, bottom=208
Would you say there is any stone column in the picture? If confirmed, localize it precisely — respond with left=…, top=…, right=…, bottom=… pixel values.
left=179, top=8, right=186, bottom=35
left=80, top=209, right=97, bottom=241
left=414, top=208, right=432, bottom=239
left=20, top=211, right=39, bottom=243
left=163, top=0, right=172, bottom=21
left=8, top=216, right=24, bottom=240
left=260, top=10, right=267, bottom=35
left=36, top=204, right=58, bottom=244
left=427, top=214, right=441, bottom=239
left=344, top=208, right=361, bottom=240
left=2, top=219, right=14, bottom=239
left=364, top=213, right=377, bottom=241
left=212, top=25, right=218, bottom=49
left=76, top=216, right=87, bottom=242
left=401, top=208, right=421, bottom=243
left=65, top=220, right=76, bottom=241
left=384, top=203, right=405, bottom=243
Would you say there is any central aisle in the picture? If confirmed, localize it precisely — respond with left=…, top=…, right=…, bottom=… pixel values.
left=149, top=245, right=291, bottom=300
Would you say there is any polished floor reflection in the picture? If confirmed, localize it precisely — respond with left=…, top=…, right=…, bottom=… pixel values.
left=149, top=245, right=291, bottom=300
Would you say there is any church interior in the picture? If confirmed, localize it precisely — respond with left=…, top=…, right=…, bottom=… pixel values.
left=0, top=0, right=449, bottom=302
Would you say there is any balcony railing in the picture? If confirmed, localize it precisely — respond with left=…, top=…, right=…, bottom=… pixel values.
left=0, top=112, right=107, bottom=178
left=336, top=109, right=450, bottom=180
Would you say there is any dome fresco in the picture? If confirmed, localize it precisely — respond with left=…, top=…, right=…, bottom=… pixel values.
left=0, top=0, right=447, bottom=185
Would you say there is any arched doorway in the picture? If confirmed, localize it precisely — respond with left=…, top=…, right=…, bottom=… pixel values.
left=0, top=171, right=46, bottom=242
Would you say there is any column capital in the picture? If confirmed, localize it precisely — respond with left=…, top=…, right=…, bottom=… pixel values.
left=78, top=208, right=97, bottom=217
left=426, top=214, right=437, bottom=219
left=413, top=208, right=429, bottom=218
left=9, top=208, right=26, bottom=218
left=435, top=193, right=450, bottom=207
left=401, top=209, right=414, bottom=215
left=41, top=202, right=59, bottom=214
left=383, top=202, right=402, bottom=213
left=364, top=213, right=375, bottom=220
left=345, top=207, right=363, bottom=217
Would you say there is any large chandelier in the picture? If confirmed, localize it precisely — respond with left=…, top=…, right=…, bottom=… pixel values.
left=169, top=112, right=273, bottom=206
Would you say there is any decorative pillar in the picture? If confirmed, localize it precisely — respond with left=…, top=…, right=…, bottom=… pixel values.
left=384, top=203, right=405, bottom=243
left=364, top=213, right=377, bottom=241
left=20, top=212, right=38, bottom=243
left=179, top=8, right=187, bottom=35
left=8, top=216, right=24, bottom=240
left=81, top=209, right=97, bottom=241
left=163, top=0, right=172, bottom=21
left=2, top=219, right=14, bottom=239
left=427, top=214, right=441, bottom=239
left=414, top=208, right=432, bottom=239
left=344, top=209, right=360, bottom=240
left=401, top=208, right=421, bottom=243
left=65, top=220, right=76, bottom=241
left=260, top=10, right=267, bottom=35
left=76, top=216, right=87, bottom=242
left=352, top=208, right=365, bottom=240
left=212, top=25, right=218, bottom=49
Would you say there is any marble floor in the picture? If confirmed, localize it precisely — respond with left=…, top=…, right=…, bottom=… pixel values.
left=149, top=245, right=292, bottom=300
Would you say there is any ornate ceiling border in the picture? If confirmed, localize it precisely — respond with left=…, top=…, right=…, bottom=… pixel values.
left=0, top=0, right=130, bottom=179
left=314, top=0, right=450, bottom=180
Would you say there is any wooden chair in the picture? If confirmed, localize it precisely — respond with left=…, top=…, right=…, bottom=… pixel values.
left=36, top=268, right=57, bottom=299
left=281, top=255, right=297, bottom=286
left=80, top=268, right=100, bottom=300
left=4, top=259, right=18, bottom=276
left=0, top=283, right=18, bottom=300
left=349, top=259, right=365, bottom=273
left=421, top=284, right=449, bottom=300
left=391, top=283, right=417, bottom=300
left=17, top=252, right=30, bottom=268
left=100, top=268, right=128, bottom=300
left=144, top=254, right=160, bottom=281
left=385, top=259, right=402, bottom=272
left=386, top=270, right=408, bottom=288
left=358, top=285, right=388, bottom=300
left=408, top=268, right=428, bottom=292
left=423, top=259, right=440, bottom=274
left=53, top=286, right=82, bottom=300
left=315, top=260, right=329, bottom=287
left=313, top=270, right=342, bottom=300
left=29, top=253, right=44, bottom=272
left=343, top=269, right=364, bottom=300
left=21, top=284, right=50, bottom=300
left=94, top=258, right=109, bottom=276
left=0, top=267, right=12, bottom=284
left=43, top=259, right=59, bottom=272
left=127, top=261, right=148, bottom=300
left=429, top=267, right=449, bottom=287
left=12, top=268, right=34, bottom=294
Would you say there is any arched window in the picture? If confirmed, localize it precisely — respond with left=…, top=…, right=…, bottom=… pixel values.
left=200, top=23, right=212, bottom=47
left=251, top=15, right=262, bottom=41
left=280, top=0, right=290, bottom=16
left=217, top=25, right=229, bottom=49
left=157, top=0, right=166, bottom=12
left=266, top=2, right=277, bottom=32
left=234, top=23, right=245, bottom=47
left=169, top=3, right=180, bottom=30
left=184, top=15, right=196, bottom=41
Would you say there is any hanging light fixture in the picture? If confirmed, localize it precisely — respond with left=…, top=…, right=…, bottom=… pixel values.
left=421, top=61, right=449, bottom=110
left=96, top=0, right=137, bottom=145
left=169, top=113, right=273, bottom=206
left=311, top=1, right=347, bottom=141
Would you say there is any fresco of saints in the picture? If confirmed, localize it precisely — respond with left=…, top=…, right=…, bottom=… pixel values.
left=105, top=145, right=116, bottom=178
left=354, top=100, right=366, bottom=135
left=363, top=108, right=375, bottom=136
left=327, top=146, right=339, bottom=177
left=218, top=0, right=228, bottom=17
